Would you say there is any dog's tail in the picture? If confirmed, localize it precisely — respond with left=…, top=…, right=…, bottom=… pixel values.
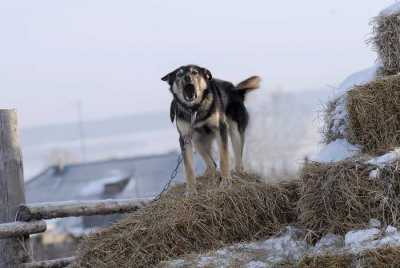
left=235, top=76, right=261, bottom=100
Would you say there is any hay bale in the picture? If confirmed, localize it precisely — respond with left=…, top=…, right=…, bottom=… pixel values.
left=297, top=160, right=400, bottom=238
left=347, top=74, right=400, bottom=153
left=72, top=173, right=299, bottom=268
left=371, top=11, right=400, bottom=75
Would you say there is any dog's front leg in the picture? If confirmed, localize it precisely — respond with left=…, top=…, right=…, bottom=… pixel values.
left=179, top=135, right=197, bottom=195
left=217, top=120, right=231, bottom=187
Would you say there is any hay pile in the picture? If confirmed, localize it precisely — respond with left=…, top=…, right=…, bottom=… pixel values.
left=347, top=74, right=400, bottom=153
left=298, top=160, right=400, bottom=238
left=299, top=246, right=400, bottom=268
left=72, top=174, right=299, bottom=268
left=371, top=11, right=400, bottom=75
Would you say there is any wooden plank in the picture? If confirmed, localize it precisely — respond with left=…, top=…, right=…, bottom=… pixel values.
left=17, top=198, right=152, bottom=221
left=0, top=221, right=46, bottom=239
left=0, top=109, right=31, bottom=267
left=22, top=257, right=75, bottom=268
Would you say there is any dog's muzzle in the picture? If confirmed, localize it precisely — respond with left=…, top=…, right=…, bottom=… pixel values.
left=183, top=84, right=197, bottom=102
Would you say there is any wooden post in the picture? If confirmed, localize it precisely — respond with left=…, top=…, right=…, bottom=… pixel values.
left=0, top=109, right=31, bottom=267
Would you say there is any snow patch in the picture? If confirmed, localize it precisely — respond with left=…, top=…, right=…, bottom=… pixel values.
left=369, top=219, right=381, bottom=229
left=367, top=148, right=400, bottom=167
left=345, top=228, right=380, bottom=247
left=161, top=223, right=400, bottom=268
left=311, top=139, right=360, bottom=163
left=247, top=261, right=267, bottom=268
left=386, top=225, right=397, bottom=234
left=324, top=65, right=379, bottom=151
left=369, top=169, right=380, bottom=179
left=380, top=2, right=400, bottom=17
left=313, top=233, right=343, bottom=254
left=335, top=65, right=381, bottom=98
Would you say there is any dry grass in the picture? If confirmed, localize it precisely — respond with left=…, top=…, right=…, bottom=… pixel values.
left=370, top=13, right=400, bottom=75
left=297, top=160, right=400, bottom=240
left=347, top=74, right=400, bottom=153
left=72, top=173, right=299, bottom=268
left=299, top=253, right=353, bottom=268
left=299, top=247, right=400, bottom=268
left=360, top=246, right=400, bottom=267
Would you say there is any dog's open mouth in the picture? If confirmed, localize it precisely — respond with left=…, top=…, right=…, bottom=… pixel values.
left=183, top=84, right=197, bottom=102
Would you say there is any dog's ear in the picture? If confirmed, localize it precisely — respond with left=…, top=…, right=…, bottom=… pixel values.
left=161, top=68, right=179, bottom=86
left=201, top=68, right=213, bottom=80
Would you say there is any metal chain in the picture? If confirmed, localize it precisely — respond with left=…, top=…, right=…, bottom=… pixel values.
left=152, top=110, right=197, bottom=202
left=153, top=154, right=183, bottom=202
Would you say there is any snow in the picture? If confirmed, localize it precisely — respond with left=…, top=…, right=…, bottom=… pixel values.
left=367, top=148, right=400, bottom=167
left=386, top=225, right=397, bottom=234
left=328, top=95, right=347, bottom=139
left=312, top=233, right=343, bottom=254
left=314, top=65, right=380, bottom=164
left=380, top=2, right=400, bottom=17
left=247, top=261, right=267, bottom=268
left=369, top=169, right=380, bottom=179
left=369, top=218, right=381, bottom=229
left=310, top=139, right=360, bottom=163
left=161, top=224, right=400, bottom=267
left=345, top=228, right=380, bottom=247
left=334, top=65, right=381, bottom=98
left=80, top=171, right=129, bottom=196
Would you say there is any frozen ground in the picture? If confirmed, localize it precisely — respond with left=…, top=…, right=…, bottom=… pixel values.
left=160, top=221, right=400, bottom=268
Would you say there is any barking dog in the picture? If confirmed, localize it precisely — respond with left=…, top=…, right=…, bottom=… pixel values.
left=162, top=65, right=260, bottom=194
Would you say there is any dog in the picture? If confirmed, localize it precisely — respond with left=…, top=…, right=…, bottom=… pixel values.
left=162, top=65, right=261, bottom=194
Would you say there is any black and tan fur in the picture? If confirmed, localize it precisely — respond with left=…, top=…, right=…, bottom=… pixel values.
left=162, top=65, right=260, bottom=194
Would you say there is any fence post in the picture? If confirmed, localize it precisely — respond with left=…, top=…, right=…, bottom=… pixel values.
left=0, top=109, right=31, bottom=267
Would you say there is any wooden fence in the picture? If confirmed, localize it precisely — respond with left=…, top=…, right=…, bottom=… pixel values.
left=0, top=110, right=152, bottom=268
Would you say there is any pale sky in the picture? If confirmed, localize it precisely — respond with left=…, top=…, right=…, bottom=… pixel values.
left=0, top=0, right=396, bottom=127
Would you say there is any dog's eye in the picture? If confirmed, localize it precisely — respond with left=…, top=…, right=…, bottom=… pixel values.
left=191, top=70, right=199, bottom=75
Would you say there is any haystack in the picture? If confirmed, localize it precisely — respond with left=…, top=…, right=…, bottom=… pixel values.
left=371, top=7, right=400, bottom=75
left=297, top=160, right=400, bottom=238
left=72, top=173, right=299, bottom=268
left=347, top=74, right=400, bottom=153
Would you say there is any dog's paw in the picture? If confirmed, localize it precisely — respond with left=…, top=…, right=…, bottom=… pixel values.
left=185, top=187, right=198, bottom=197
left=219, top=175, right=232, bottom=188
left=234, top=166, right=245, bottom=175
left=202, top=168, right=217, bottom=178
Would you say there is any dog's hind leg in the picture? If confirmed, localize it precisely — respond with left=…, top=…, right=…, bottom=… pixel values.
left=193, top=131, right=216, bottom=177
left=217, top=120, right=231, bottom=186
left=228, top=120, right=244, bottom=173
